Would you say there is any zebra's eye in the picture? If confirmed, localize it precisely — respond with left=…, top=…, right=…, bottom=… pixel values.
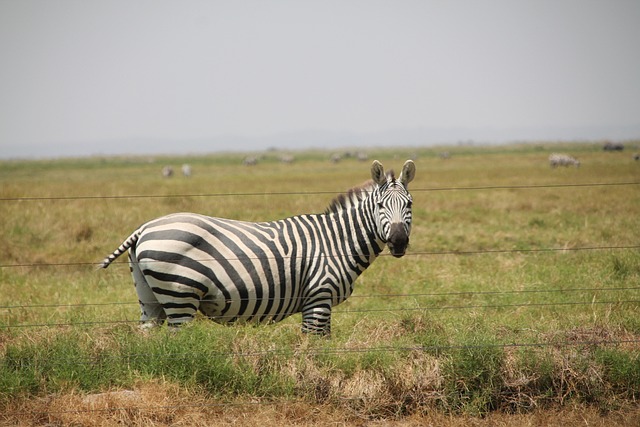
left=406, top=201, right=413, bottom=209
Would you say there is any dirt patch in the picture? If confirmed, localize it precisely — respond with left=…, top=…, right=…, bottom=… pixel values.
left=2, top=384, right=639, bottom=427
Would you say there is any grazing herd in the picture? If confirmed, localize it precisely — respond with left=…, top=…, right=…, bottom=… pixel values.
left=159, top=142, right=637, bottom=178
left=548, top=142, right=639, bottom=169
left=160, top=152, right=375, bottom=176
left=161, top=164, right=191, bottom=178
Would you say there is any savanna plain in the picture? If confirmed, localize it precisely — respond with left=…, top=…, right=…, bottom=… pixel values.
left=0, top=142, right=639, bottom=426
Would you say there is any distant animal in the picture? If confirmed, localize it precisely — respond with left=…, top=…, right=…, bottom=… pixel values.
left=633, top=153, right=639, bottom=161
left=549, top=153, right=580, bottom=168
left=100, top=160, right=416, bottom=335
left=279, top=154, right=295, bottom=164
left=329, top=153, right=342, bottom=163
left=161, top=166, right=173, bottom=178
left=243, top=156, right=258, bottom=166
left=603, top=141, right=624, bottom=151
left=356, top=152, right=369, bottom=162
left=181, top=164, right=192, bottom=177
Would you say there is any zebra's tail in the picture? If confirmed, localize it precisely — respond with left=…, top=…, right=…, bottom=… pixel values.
left=99, top=229, right=142, bottom=269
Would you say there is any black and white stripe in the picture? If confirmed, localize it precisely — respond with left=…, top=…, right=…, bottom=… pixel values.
left=101, top=160, right=416, bottom=335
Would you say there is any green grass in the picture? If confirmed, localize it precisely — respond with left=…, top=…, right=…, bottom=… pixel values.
left=0, top=142, right=639, bottom=421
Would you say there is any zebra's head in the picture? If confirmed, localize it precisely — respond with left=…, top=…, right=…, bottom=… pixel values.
left=371, top=160, right=416, bottom=258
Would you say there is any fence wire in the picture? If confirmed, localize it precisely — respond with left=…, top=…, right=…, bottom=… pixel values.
left=1, top=181, right=638, bottom=202
left=1, top=338, right=638, bottom=368
left=1, top=244, right=638, bottom=269
left=2, top=298, right=638, bottom=329
left=1, top=285, right=638, bottom=311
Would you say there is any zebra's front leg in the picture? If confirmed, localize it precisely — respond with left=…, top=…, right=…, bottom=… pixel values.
left=301, top=300, right=332, bottom=336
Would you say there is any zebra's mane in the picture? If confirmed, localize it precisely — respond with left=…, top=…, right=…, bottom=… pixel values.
left=324, top=170, right=395, bottom=214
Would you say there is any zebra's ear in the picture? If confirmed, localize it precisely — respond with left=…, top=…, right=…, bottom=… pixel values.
left=399, top=160, right=416, bottom=187
left=371, top=160, right=386, bottom=185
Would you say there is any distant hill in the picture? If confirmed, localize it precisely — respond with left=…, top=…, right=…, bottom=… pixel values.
left=3, top=124, right=640, bottom=159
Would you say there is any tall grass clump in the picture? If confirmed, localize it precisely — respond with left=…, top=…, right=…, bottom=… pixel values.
left=123, top=323, right=297, bottom=397
left=0, top=327, right=130, bottom=398
left=438, top=332, right=504, bottom=415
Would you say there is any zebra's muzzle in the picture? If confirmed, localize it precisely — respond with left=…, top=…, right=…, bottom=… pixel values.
left=387, top=223, right=409, bottom=258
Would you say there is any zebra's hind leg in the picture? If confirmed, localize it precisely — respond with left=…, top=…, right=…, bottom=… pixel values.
left=301, top=301, right=332, bottom=336
left=155, top=291, right=200, bottom=327
left=129, top=254, right=166, bottom=328
left=142, top=278, right=201, bottom=327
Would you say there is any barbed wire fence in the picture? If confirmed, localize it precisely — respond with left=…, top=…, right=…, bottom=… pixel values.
left=2, top=180, right=639, bottom=202
left=1, top=180, right=638, bottom=330
left=1, top=180, right=639, bottom=418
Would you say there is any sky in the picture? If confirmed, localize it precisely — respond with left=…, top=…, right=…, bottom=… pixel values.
left=1, top=0, right=640, bottom=159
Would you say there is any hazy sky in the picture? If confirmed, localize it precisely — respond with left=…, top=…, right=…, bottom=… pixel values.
left=1, top=0, right=639, bottom=158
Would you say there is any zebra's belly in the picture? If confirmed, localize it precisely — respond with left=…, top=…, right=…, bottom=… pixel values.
left=195, top=268, right=302, bottom=324
left=139, top=258, right=304, bottom=324
left=198, top=292, right=300, bottom=324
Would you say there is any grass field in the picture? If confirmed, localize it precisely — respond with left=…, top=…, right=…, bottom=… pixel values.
left=1, top=142, right=639, bottom=426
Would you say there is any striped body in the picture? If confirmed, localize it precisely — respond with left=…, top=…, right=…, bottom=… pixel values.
left=101, top=160, right=416, bottom=334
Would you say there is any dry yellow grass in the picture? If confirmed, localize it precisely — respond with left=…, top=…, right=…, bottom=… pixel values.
left=2, top=381, right=639, bottom=427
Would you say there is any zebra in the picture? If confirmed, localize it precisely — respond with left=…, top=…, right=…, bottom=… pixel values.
left=243, top=156, right=258, bottom=166
left=100, top=160, right=416, bottom=335
left=549, top=153, right=580, bottom=168
left=279, top=154, right=295, bottom=164
left=356, top=152, right=369, bottom=162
